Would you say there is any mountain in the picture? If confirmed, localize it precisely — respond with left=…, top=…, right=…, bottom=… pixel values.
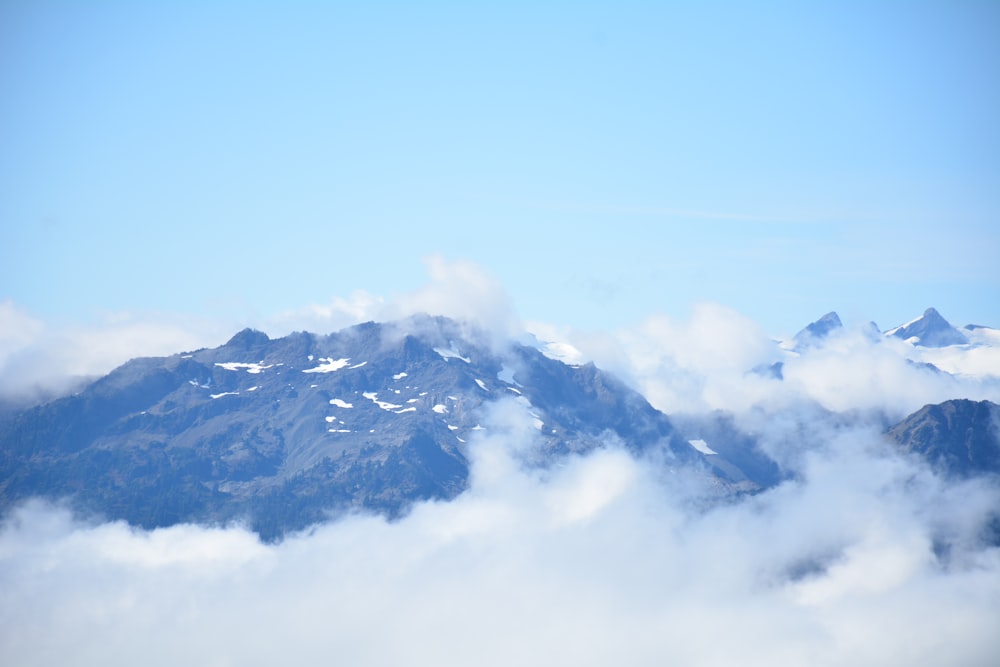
left=4, top=311, right=996, bottom=542
left=670, top=412, right=786, bottom=489
left=793, top=311, right=843, bottom=348
left=886, top=399, right=1000, bottom=478
left=884, top=308, right=968, bottom=347
left=0, top=315, right=743, bottom=541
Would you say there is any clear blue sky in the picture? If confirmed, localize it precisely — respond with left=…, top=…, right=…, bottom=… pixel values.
left=2, top=1, right=998, bottom=335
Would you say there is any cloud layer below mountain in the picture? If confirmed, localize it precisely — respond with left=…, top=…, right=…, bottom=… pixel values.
left=2, top=400, right=999, bottom=667
left=3, top=259, right=999, bottom=666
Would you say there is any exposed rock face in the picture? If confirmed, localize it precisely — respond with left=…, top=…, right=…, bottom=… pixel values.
left=887, top=399, right=1000, bottom=477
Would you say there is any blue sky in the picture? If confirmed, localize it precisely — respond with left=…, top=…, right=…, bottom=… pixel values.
left=2, top=1, right=998, bottom=336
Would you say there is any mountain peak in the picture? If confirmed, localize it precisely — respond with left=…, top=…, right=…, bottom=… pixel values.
left=225, top=328, right=271, bottom=348
left=885, top=308, right=967, bottom=347
left=793, top=311, right=843, bottom=348
left=923, top=307, right=941, bottom=317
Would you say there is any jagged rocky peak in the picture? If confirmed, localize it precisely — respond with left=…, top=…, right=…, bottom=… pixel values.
left=884, top=307, right=968, bottom=347
left=803, top=311, right=842, bottom=337
left=793, top=311, right=843, bottom=348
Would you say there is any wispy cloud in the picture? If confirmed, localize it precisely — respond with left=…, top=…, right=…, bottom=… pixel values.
left=0, top=258, right=522, bottom=402
left=0, top=301, right=227, bottom=405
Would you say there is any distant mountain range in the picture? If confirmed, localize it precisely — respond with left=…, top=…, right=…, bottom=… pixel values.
left=1, top=310, right=997, bottom=540
left=792, top=306, right=984, bottom=349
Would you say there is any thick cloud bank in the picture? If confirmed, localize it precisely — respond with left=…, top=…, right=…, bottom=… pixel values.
left=2, top=401, right=999, bottom=667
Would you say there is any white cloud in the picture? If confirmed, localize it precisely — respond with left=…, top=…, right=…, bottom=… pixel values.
left=383, top=255, right=524, bottom=344
left=541, top=308, right=1000, bottom=419
left=911, top=337, right=1000, bottom=378
left=4, top=269, right=1000, bottom=665
left=0, top=304, right=225, bottom=404
left=536, top=303, right=781, bottom=414
left=779, top=329, right=1000, bottom=419
left=0, top=300, right=45, bottom=360
left=0, top=258, right=522, bottom=403
left=263, top=289, right=385, bottom=336
left=2, top=401, right=998, bottom=667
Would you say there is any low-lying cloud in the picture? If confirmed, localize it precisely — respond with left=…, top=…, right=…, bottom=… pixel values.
left=2, top=400, right=998, bottom=667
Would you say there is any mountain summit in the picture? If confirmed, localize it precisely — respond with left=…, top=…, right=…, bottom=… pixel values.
left=793, top=311, right=843, bottom=348
left=884, top=308, right=968, bottom=347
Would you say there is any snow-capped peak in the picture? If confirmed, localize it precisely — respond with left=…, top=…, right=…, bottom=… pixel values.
left=884, top=308, right=968, bottom=347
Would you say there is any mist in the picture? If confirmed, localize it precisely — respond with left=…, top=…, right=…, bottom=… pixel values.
left=2, top=399, right=999, bottom=667
left=3, top=262, right=999, bottom=665
left=543, top=304, right=1000, bottom=421
left=0, top=258, right=524, bottom=404
left=0, top=300, right=230, bottom=406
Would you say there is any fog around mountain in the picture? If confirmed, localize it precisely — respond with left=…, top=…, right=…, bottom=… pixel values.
left=3, top=398, right=999, bottom=667
left=2, top=262, right=999, bottom=666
